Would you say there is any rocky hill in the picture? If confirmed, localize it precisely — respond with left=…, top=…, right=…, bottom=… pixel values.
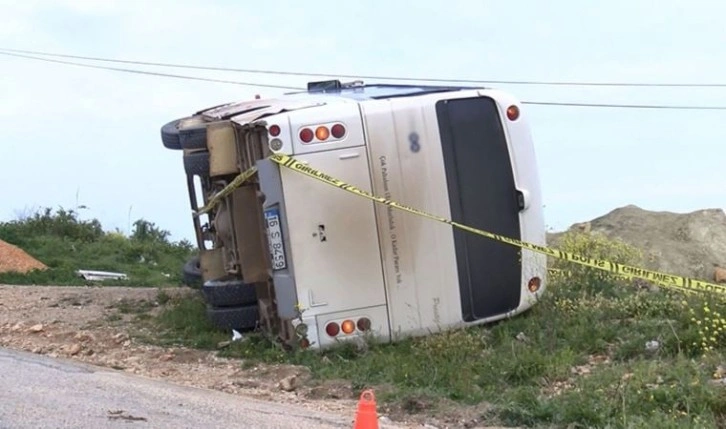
left=547, top=205, right=726, bottom=283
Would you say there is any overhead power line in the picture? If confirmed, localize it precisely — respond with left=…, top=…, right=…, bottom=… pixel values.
left=1, top=46, right=725, bottom=89
left=0, top=51, right=301, bottom=90
left=521, top=100, right=726, bottom=110
left=3, top=50, right=726, bottom=111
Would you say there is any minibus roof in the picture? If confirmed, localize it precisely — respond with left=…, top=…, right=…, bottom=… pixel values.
left=284, top=81, right=483, bottom=101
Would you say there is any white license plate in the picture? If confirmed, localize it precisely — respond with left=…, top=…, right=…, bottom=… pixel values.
left=265, top=208, right=286, bottom=270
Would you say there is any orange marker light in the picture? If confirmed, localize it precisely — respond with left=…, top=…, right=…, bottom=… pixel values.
left=506, top=105, right=520, bottom=121
left=315, top=126, right=330, bottom=141
left=528, top=276, right=541, bottom=292
left=341, top=319, right=355, bottom=334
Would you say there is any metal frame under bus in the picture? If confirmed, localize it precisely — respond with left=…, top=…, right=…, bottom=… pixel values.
left=176, top=80, right=547, bottom=351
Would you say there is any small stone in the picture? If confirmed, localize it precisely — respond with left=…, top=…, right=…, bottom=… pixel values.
left=68, top=344, right=82, bottom=356
left=29, top=324, right=44, bottom=333
left=378, top=416, right=393, bottom=424
left=74, top=332, right=96, bottom=343
left=217, top=341, right=232, bottom=349
left=571, top=365, right=592, bottom=376
left=11, top=322, right=23, bottom=332
left=159, top=353, right=174, bottom=362
left=279, top=375, right=299, bottom=392
left=113, top=333, right=129, bottom=344
left=516, top=332, right=529, bottom=342
left=645, top=340, right=660, bottom=353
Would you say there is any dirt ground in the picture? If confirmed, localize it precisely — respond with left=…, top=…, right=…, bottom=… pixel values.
left=0, top=284, right=506, bottom=429
left=0, top=239, right=47, bottom=273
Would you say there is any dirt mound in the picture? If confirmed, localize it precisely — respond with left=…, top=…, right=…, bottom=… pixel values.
left=0, top=239, right=47, bottom=274
left=548, top=205, right=726, bottom=282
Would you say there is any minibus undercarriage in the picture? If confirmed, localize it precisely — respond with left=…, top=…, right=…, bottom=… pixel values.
left=184, top=120, right=301, bottom=348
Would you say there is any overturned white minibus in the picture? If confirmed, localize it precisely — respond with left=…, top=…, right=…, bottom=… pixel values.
left=160, top=80, right=547, bottom=350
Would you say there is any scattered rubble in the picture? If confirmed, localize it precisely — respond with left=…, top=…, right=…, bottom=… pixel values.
left=0, top=285, right=402, bottom=425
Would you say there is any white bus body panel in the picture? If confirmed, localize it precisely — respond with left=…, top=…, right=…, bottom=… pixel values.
left=360, top=98, right=462, bottom=339
left=247, top=86, right=546, bottom=349
left=360, top=89, right=547, bottom=340
left=278, top=147, right=388, bottom=314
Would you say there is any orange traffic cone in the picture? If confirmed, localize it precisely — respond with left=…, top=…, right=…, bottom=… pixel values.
left=353, top=389, right=379, bottom=429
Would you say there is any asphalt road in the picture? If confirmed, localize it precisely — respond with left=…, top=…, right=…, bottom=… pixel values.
left=0, top=347, right=396, bottom=429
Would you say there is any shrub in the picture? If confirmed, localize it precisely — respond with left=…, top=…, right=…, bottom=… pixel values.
left=548, top=230, right=644, bottom=298
left=0, top=206, right=195, bottom=287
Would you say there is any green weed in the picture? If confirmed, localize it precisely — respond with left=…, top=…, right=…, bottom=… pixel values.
left=0, top=207, right=195, bottom=287
left=142, top=230, right=726, bottom=427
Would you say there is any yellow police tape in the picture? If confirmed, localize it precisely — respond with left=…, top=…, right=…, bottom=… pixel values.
left=193, top=152, right=726, bottom=297
left=194, top=166, right=258, bottom=216
left=267, top=153, right=726, bottom=296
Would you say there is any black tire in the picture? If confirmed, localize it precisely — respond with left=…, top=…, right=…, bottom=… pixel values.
left=206, top=304, right=259, bottom=332
left=183, top=151, right=210, bottom=177
left=161, top=119, right=182, bottom=150
left=202, top=277, right=257, bottom=307
left=182, top=256, right=202, bottom=289
left=179, top=119, right=208, bottom=150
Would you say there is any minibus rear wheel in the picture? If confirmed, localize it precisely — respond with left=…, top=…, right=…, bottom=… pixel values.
left=206, top=304, right=258, bottom=332
left=202, top=277, right=257, bottom=307
left=178, top=118, right=208, bottom=150
left=181, top=256, right=202, bottom=289
left=183, top=151, right=210, bottom=177
left=160, top=119, right=182, bottom=150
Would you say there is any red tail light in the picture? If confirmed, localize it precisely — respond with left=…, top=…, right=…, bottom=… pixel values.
left=528, top=276, right=541, bottom=292
left=325, top=322, right=340, bottom=336
left=331, top=124, right=346, bottom=138
left=299, top=128, right=314, bottom=143
left=357, top=317, right=371, bottom=331
left=269, top=125, right=281, bottom=137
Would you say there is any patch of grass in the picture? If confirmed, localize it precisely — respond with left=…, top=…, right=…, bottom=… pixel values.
left=0, top=207, right=195, bottom=287
left=114, top=298, right=155, bottom=314
left=152, top=292, right=229, bottom=349
left=156, top=289, right=172, bottom=305
left=147, top=230, right=726, bottom=428
left=105, top=313, right=122, bottom=322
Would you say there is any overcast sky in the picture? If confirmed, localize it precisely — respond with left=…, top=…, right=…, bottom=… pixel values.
left=1, top=0, right=724, bottom=243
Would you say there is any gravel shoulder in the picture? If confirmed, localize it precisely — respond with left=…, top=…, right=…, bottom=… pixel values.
left=0, top=347, right=365, bottom=429
left=0, top=284, right=414, bottom=427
